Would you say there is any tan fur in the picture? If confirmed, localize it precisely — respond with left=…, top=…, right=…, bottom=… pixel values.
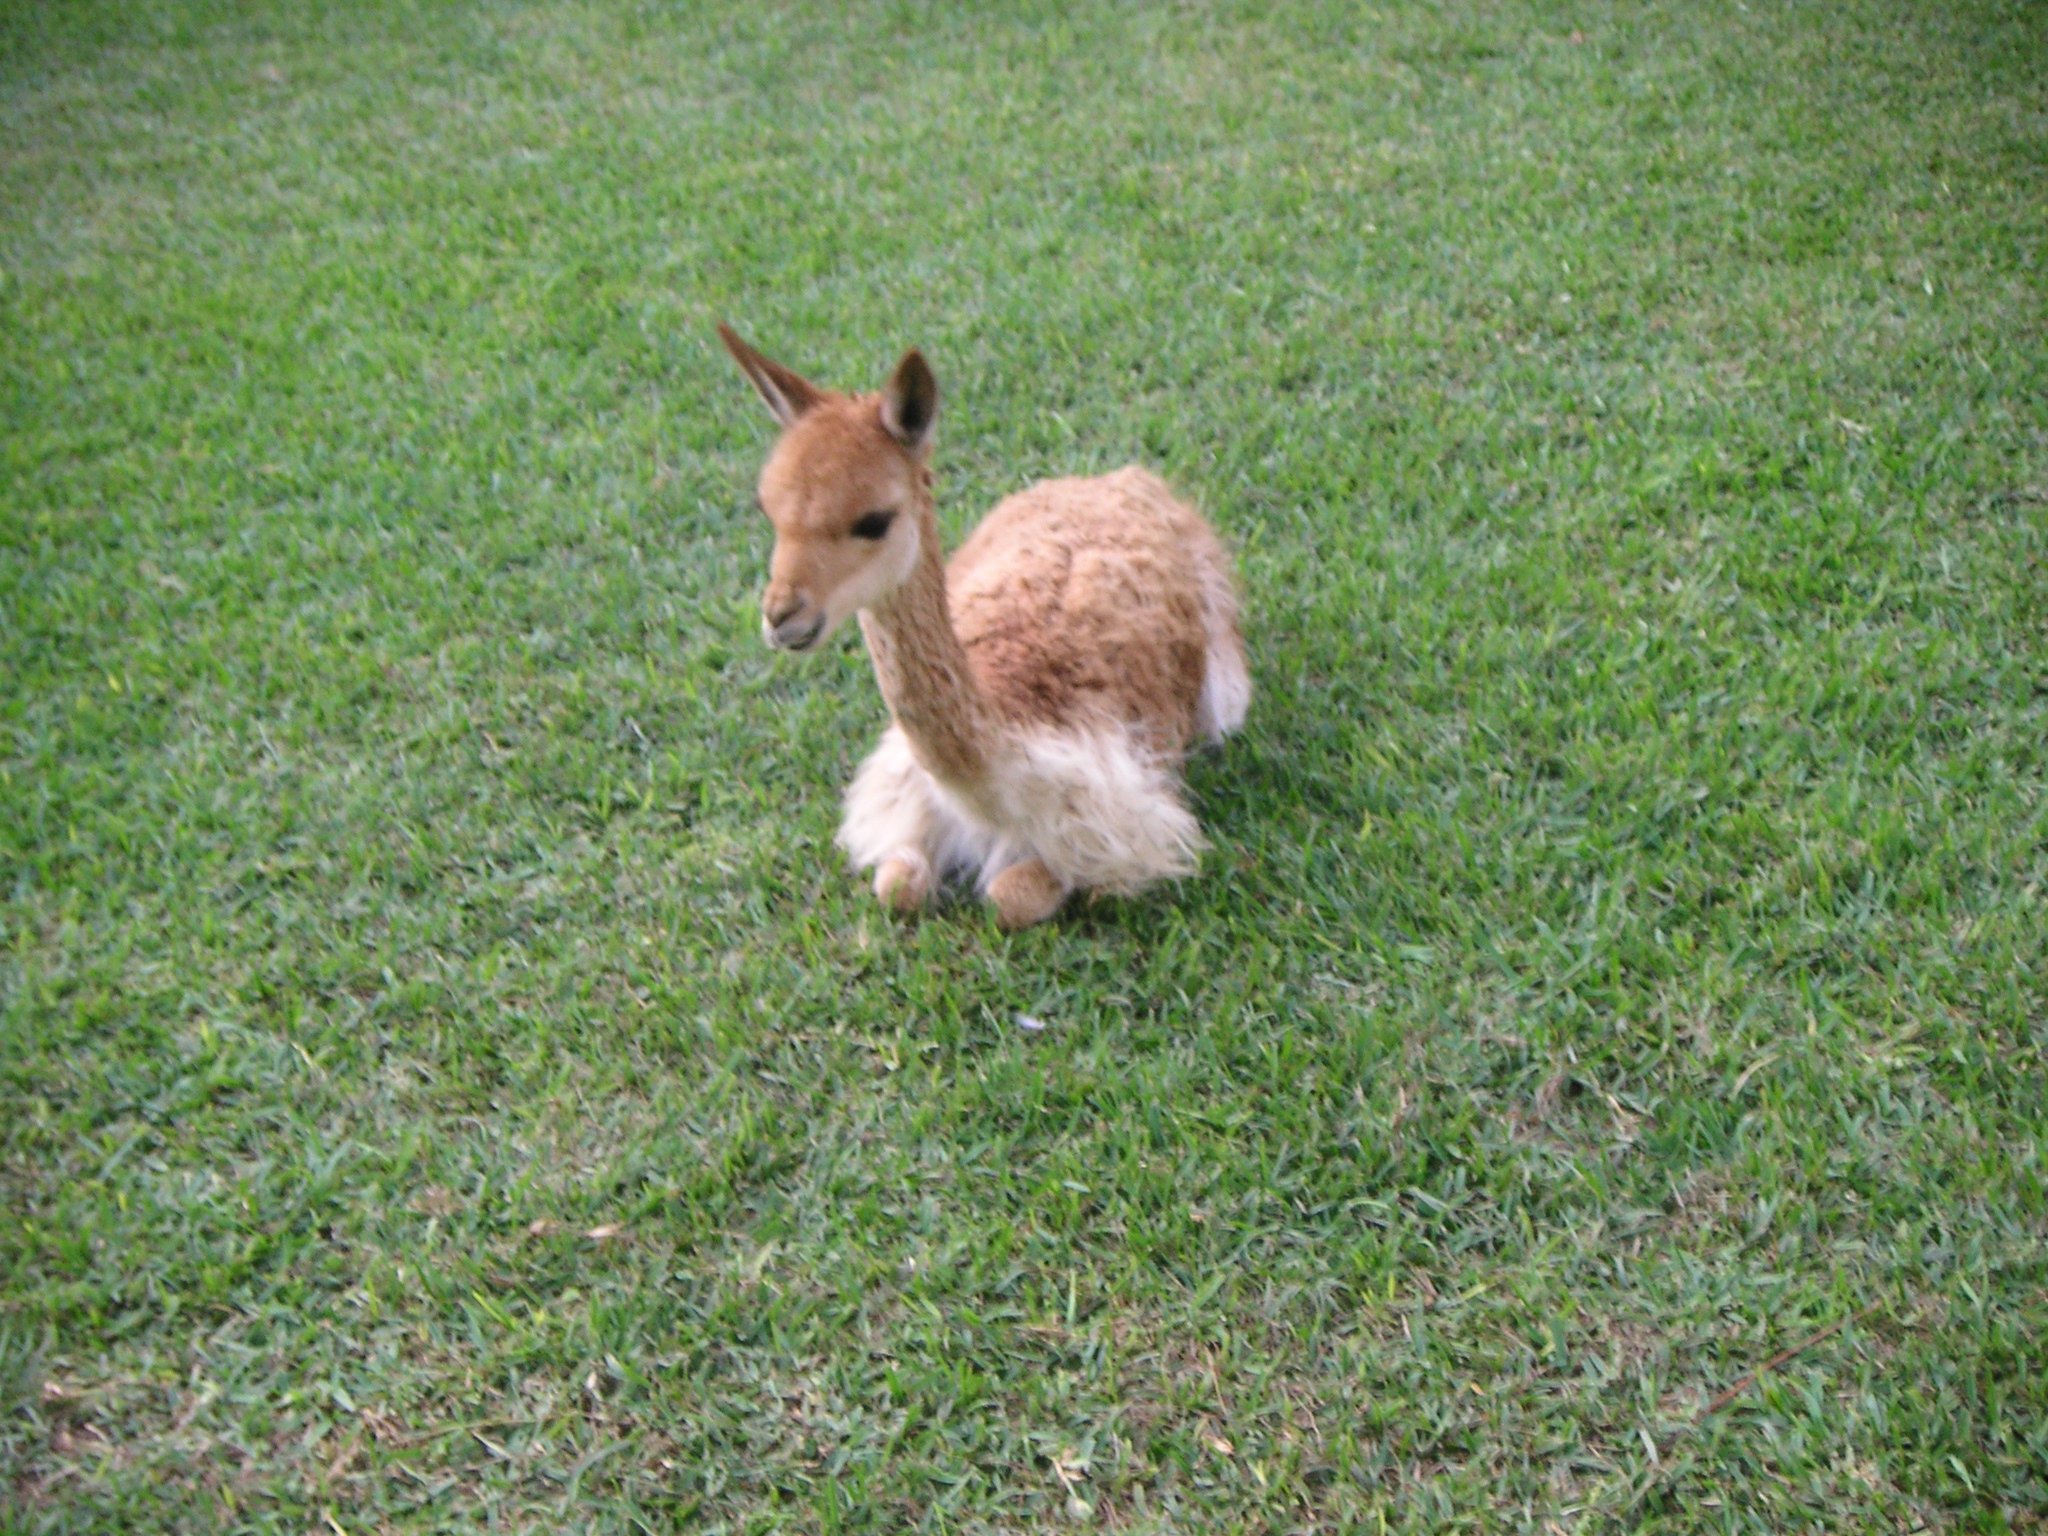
left=719, top=324, right=1249, bottom=927
left=948, top=468, right=1223, bottom=754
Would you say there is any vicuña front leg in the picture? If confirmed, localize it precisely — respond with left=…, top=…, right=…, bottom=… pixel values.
left=987, top=858, right=1067, bottom=930
left=874, top=848, right=933, bottom=914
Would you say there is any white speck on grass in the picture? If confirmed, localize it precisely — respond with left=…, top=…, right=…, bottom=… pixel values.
left=1016, top=1013, right=1048, bottom=1032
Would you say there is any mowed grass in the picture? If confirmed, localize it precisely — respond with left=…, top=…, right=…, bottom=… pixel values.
left=3, top=0, right=2046, bottom=1529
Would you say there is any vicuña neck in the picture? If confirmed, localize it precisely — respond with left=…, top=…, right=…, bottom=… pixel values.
left=858, top=496, right=993, bottom=789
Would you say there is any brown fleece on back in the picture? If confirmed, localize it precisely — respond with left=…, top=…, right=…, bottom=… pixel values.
left=946, top=466, right=1221, bottom=758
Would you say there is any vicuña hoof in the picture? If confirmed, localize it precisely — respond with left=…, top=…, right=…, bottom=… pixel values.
left=988, top=858, right=1067, bottom=930
left=874, top=851, right=932, bottom=914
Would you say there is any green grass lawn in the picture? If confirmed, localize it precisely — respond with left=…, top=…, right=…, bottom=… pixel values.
left=3, top=0, right=2045, bottom=1529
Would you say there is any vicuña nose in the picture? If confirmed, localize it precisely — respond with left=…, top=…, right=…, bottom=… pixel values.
left=762, top=588, right=805, bottom=628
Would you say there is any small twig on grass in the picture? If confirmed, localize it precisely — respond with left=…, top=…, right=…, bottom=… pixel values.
left=1697, top=1303, right=1879, bottom=1420
left=1595, top=1302, right=1888, bottom=1521
left=378, top=1416, right=537, bottom=1449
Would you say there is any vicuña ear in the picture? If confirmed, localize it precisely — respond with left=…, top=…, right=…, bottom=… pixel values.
left=879, top=348, right=938, bottom=452
left=718, top=323, right=825, bottom=427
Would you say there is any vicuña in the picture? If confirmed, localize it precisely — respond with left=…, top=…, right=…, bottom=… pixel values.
left=719, top=326, right=1251, bottom=929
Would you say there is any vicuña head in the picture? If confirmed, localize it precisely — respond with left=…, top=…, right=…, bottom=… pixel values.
left=719, top=324, right=1250, bottom=929
left=719, top=323, right=938, bottom=655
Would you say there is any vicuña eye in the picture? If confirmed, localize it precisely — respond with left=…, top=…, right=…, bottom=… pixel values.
left=850, top=510, right=896, bottom=541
